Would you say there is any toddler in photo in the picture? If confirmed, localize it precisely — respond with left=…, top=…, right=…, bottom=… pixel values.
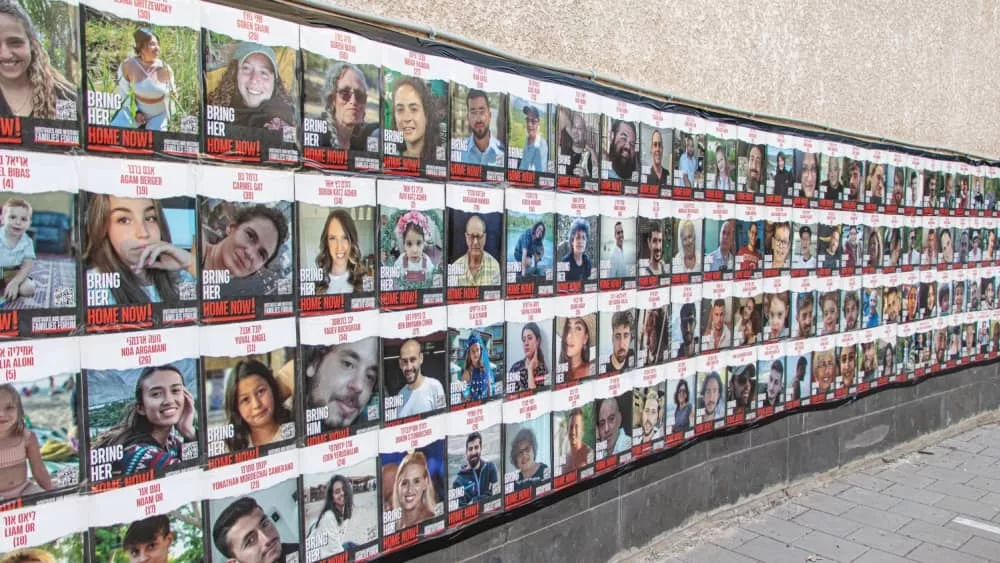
left=0, top=384, right=53, bottom=500
left=393, top=210, right=436, bottom=283
left=0, top=198, right=36, bottom=304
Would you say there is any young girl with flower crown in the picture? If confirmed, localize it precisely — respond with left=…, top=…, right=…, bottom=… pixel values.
left=392, top=210, right=437, bottom=283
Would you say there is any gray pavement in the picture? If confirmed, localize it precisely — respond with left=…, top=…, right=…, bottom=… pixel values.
left=624, top=421, right=1000, bottom=562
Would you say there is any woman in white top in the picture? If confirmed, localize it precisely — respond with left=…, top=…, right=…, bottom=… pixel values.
left=307, top=474, right=353, bottom=558
left=111, top=28, right=175, bottom=131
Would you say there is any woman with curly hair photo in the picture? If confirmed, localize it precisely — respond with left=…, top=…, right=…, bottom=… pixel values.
left=0, top=0, right=76, bottom=118
left=206, top=42, right=295, bottom=131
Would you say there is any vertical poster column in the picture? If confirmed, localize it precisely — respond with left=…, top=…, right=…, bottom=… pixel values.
left=201, top=3, right=300, bottom=165
left=506, top=74, right=558, bottom=189
left=295, top=174, right=377, bottom=316
left=670, top=200, right=704, bottom=285
left=598, top=194, right=638, bottom=291
left=198, top=165, right=295, bottom=324
left=694, top=350, right=726, bottom=434
left=810, top=333, right=837, bottom=402
left=664, top=356, right=696, bottom=446
left=736, top=126, right=767, bottom=204
left=701, top=280, right=732, bottom=352
left=865, top=149, right=889, bottom=213
left=702, top=201, right=735, bottom=280
left=0, top=150, right=78, bottom=338
left=89, top=470, right=204, bottom=563
left=763, top=131, right=794, bottom=207
left=300, top=26, right=381, bottom=171
left=204, top=448, right=301, bottom=563
left=299, top=309, right=381, bottom=444
left=551, top=379, right=594, bottom=490
left=671, top=114, right=705, bottom=201
left=598, top=289, right=636, bottom=377
left=82, top=326, right=201, bottom=492
left=600, top=96, right=640, bottom=195
left=377, top=179, right=445, bottom=310
left=636, top=107, right=673, bottom=199
left=791, top=206, right=818, bottom=277
left=555, top=84, right=600, bottom=193
left=502, top=390, right=552, bottom=508
left=504, top=187, right=555, bottom=299
left=299, top=431, right=380, bottom=562
left=447, top=300, right=505, bottom=408
left=755, top=341, right=785, bottom=418
left=82, top=0, right=200, bottom=157
left=762, top=275, right=790, bottom=343
left=553, top=293, right=598, bottom=389
left=593, top=372, right=633, bottom=473
left=842, top=144, right=868, bottom=211
left=378, top=414, right=446, bottom=551
left=446, top=182, right=504, bottom=303
left=380, top=306, right=448, bottom=426
left=504, top=296, right=555, bottom=398
left=732, top=278, right=762, bottom=348
left=785, top=336, right=814, bottom=409
left=637, top=197, right=671, bottom=289
left=704, top=120, right=738, bottom=202
left=793, top=137, right=820, bottom=207
left=631, top=363, right=667, bottom=459
left=201, top=317, right=298, bottom=468
left=81, top=157, right=197, bottom=332
left=636, top=286, right=669, bottom=368
left=449, top=63, right=510, bottom=182
left=381, top=45, right=450, bottom=179
left=726, top=345, right=757, bottom=425
left=734, top=202, right=764, bottom=279
left=670, top=282, right=701, bottom=360
left=0, top=495, right=86, bottom=560
left=0, top=337, right=81, bottom=506
left=905, top=154, right=925, bottom=213
left=818, top=141, right=844, bottom=207
left=555, top=192, right=599, bottom=294
left=763, top=204, right=792, bottom=277
left=0, top=0, right=80, bottom=150
left=886, top=151, right=907, bottom=212
left=444, top=400, right=503, bottom=529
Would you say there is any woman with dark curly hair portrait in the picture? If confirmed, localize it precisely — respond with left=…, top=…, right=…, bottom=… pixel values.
left=206, top=42, right=295, bottom=131
left=389, top=75, right=439, bottom=162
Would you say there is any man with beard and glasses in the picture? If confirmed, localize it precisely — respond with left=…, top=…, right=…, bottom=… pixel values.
left=395, top=339, right=445, bottom=418
left=305, top=337, right=379, bottom=432
left=460, top=89, right=504, bottom=166
left=452, top=432, right=499, bottom=507
left=606, top=120, right=637, bottom=180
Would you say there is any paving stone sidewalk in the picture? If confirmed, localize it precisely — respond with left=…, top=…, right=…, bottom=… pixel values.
left=627, top=421, right=1000, bottom=562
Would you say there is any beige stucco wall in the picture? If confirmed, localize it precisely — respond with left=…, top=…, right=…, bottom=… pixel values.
left=313, top=0, right=1000, bottom=160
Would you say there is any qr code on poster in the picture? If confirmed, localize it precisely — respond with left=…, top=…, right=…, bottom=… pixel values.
left=53, top=286, right=74, bottom=307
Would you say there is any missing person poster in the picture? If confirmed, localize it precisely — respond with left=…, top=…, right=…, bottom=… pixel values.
left=886, top=152, right=907, bottom=211
left=791, top=275, right=817, bottom=339
left=445, top=401, right=502, bottom=529
left=598, top=195, right=637, bottom=291
left=905, top=154, right=926, bottom=212
left=89, top=471, right=204, bottom=563
left=0, top=150, right=78, bottom=338
left=555, top=85, right=600, bottom=193
left=600, top=97, right=639, bottom=195
left=553, top=293, right=598, bottom=388
left=378, top=414, right=446, bottom=552
left=762, top=275, right=790, bottom=343
left=205, top=448, right=301, bottom=563
left=811, top=334, right=837, bottom=401
left=764, top=132, right=795, bottom=207
left=506, top=74, right=557, bottom=188
left=0, top=0, right=80, bottom=150
left=201, top=317, right=297, bottom=468
left=756, top=341, right=785, bottom=418
left=732, top=278, right=762, bottom=348
left=736, top=127, right=766, bottom=204
left=598, top=290, right=636, bottom=377
left=793, top=138, right=820, bottom=206
left=636, top=287, right=669, bottom=367
left=702, top=201, right=735, bottom=281
left=704, top=120, right=737, bottom=202
left=502, top=391, right=552, bottom=508
left=818, top=143, right=844, bottom=206
left=300, top=432, right=380, bottom=562
left=840, top=210, right=864, bottom=277
left=300, top=26, right=381, bottom=171
left=555, top=191, right=599, bottom=294
left=381, top=45, right=449, bottom=179
left=836, top=329, right=859, bottom=397
left=295, top=173, right=376, bottom=316
left=786, top=337, right=813, bottom=408
left=198, top=165, right=294, bottom=324
left=380, top=306, right=447, bottom=425
left=694, top=351, right=725, bottom=434
left=0, top=336, right=79, bottom=506
left=447, top=300, right=504, bottom=408
left=763, top=205, right=792, bottom=277
left=505, top=296, right=554, bottom=398
left=734, top=203, right=764, bottom=279
left=201, top=3, right=300, bottom=165
left=505, top=187, right=555, bottom=299
left=82, top=0, right=200, bottom=157
left=700, top=280, right=731, bottom=352
left=377, top=178, right=445, bottom=310
left=664, top=358, right=695, bottom=446
left=0, top=497, right=86, bottom=559
left=300, top=309, right=380, bottom=443
left=670, top=282, right=701, bottom=359
left=791, top=207, right=818, bottom=276
left=726, top=346, right=758, bottom=425
left=82, top=326, right=200, bottom=492
left=446, top=182, right=503, bottom=303
left=637, top=197, right=671, bottom=288
left=81, top=156, right=197, bottom=332
left=637, top=108, right=673, bottom=198
left=631, top=363, right=666, bottom=458
left=671, top=114, right=705, bottom=200
left=592, top=372, right=632, bottom=472
left=841, top=145, right=868, bottom=210
left=551, top=379, right=594, bottom=490
left=670, top=200, right=703, bottom=285
left=449, top=62, right=509, bottom=183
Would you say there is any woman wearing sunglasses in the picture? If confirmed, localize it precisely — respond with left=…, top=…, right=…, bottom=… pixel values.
left=323, top=62, right=379, bottom=151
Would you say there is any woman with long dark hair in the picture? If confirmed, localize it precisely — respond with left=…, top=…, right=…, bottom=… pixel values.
left=206, top=42, right=296, bottom=130
left=201, top=204, right=289, bottom=280
left=390, top=75, right=439, bottom=162
left=111, top=28, right=175, bottom=130
left=315, top=209, right=367, bottom=294
left=223, top=359, right=293, bottom=452
left=0, top=0, right=76, bottom=118
left=307, top=474, right=353, bottom=558
left=508, top=323, right=548, bottom=392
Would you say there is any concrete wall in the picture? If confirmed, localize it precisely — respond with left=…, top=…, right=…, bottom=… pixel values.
left=408, top=364, right=1000, bottom=563
left=317, top=0, right=1000, bottom=160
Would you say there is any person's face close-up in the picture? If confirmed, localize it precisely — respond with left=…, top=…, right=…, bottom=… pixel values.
left=677, top=382, right=689, bottom=405
left=800, top=233, right=811, bottom=257
left=312, top=339, right=378, bottom=428
left=613, top=125, right=635, bottom=162
left=468, top=341, right=482, bottom=365
left=221, top=216, right=280, bottom=278
left=749, top=147, right=762, bottom=183
left=681, top=225, right=695, bottom=258
left=140, top=36, right=161, bottom=63
left=685, top=136, right=694, bottom=156
left=715, top=148, right=726, bottom=174
left=332, top=481, right=346, bottom=510
left=597, top=400, right=621, bottom=444
left=404, top=228, right=425, bottom=262
left=225, top=507, right=282, bottom=563
left=237, top=53, right=276, bottom=109
left=613, top=324, right=632, bottom=362
left=615, top=223, right=624, bottom=248
left=773, top=227, right=790, bottom=264
left=822, top=298, right=838, bottom=333
left=398, top=341, right=423, bottom=385
left=681, top=314, right=695, bottom=343
left=801, top=154, right=818, bottom=194
left=649, top=230, right=663, bottom=262
left=467, top=95, right=491, bottom=140
left=849, top=166, right=861, bottom=194
left=0, top=14, right=30, bottom=83
left=137, top=369, right=185, bottom=430
left=817, top=353, right=835, bottom=390
left=571, top=228, right=587, bottom=257
left=711, top=305, right=725, bottom=332
left=334, top=70, right=366, bottom=128
left=703, top=378, right=720, bottom=414
left=565, top=318, right=587, bottom=361
left=465, top=220, right=486, bottom=258
left=514, top=440, right=534, bottom=472
left=844, top=297, right=859, bottom=328
left=326, top=217, right=351, bottom=273
left=641, top=397, right=658, bottom=436
left=797, top=303, right=813, bottom=336
left=768, top=298, right=787, bottom=336
left=748, top=223, right=758, bottom=244
left=525, top=113, right=539, bottom=139
left=568, top=413, right=583, bottom=448
left=651, top=131, right=663, bottom=165
left=127, top=531, right=172, bottom=563
left=397, top=463, right=428, bottom=513
left=768, top=368, right=782, bottom=401
left=394, top=84, right=427, bottom=148
left=839, top=348, right=855, bottom=382
left=465, top=437, right=482, bottom=467
left=738, top=374, right=752, bottom=406
left=721, top=221, right=734, bottom=253
left=0, top=392, right=16, bottom=436
left=236, top=374, right=276, bottom=431
left=107, top=197, right=163, bottom=269
left=522, top=328, right=539, bottom=359
left=571, top=115, right=585, bottom=145
left=827, top=159, right=840, bottom=186
left=871, top=166, right=885, bottom=197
